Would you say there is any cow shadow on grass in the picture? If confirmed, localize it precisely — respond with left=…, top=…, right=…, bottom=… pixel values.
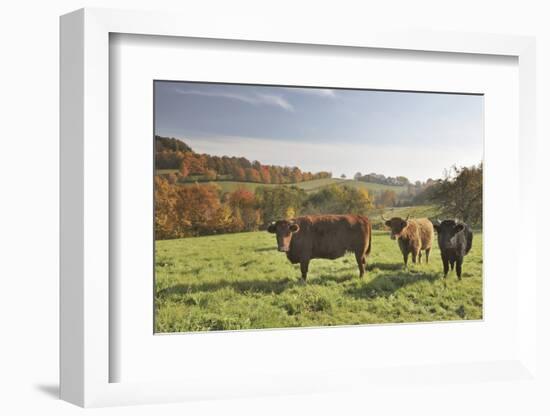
left=157, top=277, right=300, bottom=298
left=254, top=247, right=277, bottom=252
left=157, top=268, right=442, bottom=301
left=309, top=273, right=356, bottom=285
left=158, top=270, right=357, bottom=298
left=345, top=271, right=441, bottom=300
left=366, top=262, right=404, bottom=272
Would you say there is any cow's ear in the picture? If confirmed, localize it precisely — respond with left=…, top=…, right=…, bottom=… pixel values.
left=433, top=224, right=440, bottom=232
left=289, top=223, right=300, bottom=233
left=384, top=220, right=391, bottom=227
left=454, top=224, right=465, bottom=233
left=267, top=223, right=277, bottom=233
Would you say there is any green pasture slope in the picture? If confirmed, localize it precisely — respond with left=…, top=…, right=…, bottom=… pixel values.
left=155, top=228, right=483, bottom=332
left=170, top=176, right=408, bottom=195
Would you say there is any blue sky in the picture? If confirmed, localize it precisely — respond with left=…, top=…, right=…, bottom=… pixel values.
left=154, top=81, right=483, bottom=182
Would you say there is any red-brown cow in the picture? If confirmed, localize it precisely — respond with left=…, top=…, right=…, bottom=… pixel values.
left=267, top=214, right=372, bottom=282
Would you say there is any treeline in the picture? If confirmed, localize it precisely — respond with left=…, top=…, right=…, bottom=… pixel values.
left=354, top=172, right=412, bottom=187
left=153, top=135, right=483, bottom=237
left=353, top=172, right=440, bottom=206
left=412, top=163, right=483, bottom=225
left=155, top=136, right=332, bottom=184
left=155, top=179, right=373, bottom=240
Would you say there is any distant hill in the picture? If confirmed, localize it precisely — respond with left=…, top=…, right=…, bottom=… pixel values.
left=154, top=136, right=417, bottom=194
left=154, top=135, right=332, bottom=184
left=175, top=177, right=409, bottom=196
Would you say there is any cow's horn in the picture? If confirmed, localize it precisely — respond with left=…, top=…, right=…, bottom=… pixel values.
left=405, top=214, right=410, bottom=221
left=381, top=214, right=388, bottom=221
left=435, top=218, right=441, bottom=225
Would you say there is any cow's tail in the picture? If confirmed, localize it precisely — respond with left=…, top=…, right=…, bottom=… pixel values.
left=465, top=227, right=473, bottom=255
left=366, top=221, right=372, bottom=256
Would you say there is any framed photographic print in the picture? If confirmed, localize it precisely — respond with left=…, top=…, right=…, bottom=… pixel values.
left=152, top=80, right=484, bottom=334
left=60, top=8, right=539, bottom=408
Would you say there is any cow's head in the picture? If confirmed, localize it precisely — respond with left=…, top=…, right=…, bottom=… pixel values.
left=267, top=220, right=300, bottom=252
left=433, top=219, right=465, bottom=249
left=382, top=214, right=410, bottom=240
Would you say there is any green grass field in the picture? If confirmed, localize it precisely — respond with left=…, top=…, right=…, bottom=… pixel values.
left=155, top=228, right=483, bottom=332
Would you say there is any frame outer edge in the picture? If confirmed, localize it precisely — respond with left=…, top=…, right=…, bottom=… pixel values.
left=517, top=39, right=537, bottom=376
left=58, top=6, right=539, bottom=407
left=60, top=8, right=85, bottom=407
left=82, top=8, right=111, bottom=407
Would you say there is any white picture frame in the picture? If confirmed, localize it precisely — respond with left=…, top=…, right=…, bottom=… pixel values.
left=60, top=7, right=538, bottom=408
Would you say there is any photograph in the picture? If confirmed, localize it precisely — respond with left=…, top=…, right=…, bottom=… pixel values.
left=153, top=81, right=483, bottom=333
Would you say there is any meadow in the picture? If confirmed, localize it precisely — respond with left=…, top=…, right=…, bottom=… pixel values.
left=155, top=228, right=483, bottom=332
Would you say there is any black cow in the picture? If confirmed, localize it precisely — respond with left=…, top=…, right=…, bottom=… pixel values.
left=433, top=219, right=473, bottom=279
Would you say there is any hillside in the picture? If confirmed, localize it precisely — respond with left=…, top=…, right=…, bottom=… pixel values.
left=155, top=136, right=331, bottom=184
left=154, top=136, right=418, bottom=192
left=173, top=177, right=409, bottom=195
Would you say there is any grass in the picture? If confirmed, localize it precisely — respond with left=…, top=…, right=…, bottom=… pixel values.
left=155, top=228, right=483, bottom=333
left=174, top=177, right=409, bottom=195
left=371, top=205, right=442, bottom=229
left=325, top=179, right=408, bottom=194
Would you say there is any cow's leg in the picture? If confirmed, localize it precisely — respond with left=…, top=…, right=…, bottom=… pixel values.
left=362, top=255, right=368, bottom=274
left=403, top=252, right=409, bottom=267
left=456, top=257, right=463, bottom=280
left=355, top=251, right=365, bottom=278
left=450, top=259, right=455, bottom=270
left=442, top=255, right=449, bottom=277
left=300, top=259, right=309, bottom=283
left=418, top=250, right=422, bottom=264
left=411, top=249, right=418, bottom=264
left=425, top=248, right=431, bottom=263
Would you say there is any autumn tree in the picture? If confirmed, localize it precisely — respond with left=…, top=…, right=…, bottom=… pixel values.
left=155, top=135, right=193, bottom=153
left=179, top=161, right=189, bottom=178
left=429, top=163, right=483, bottom=225
left=375, top=189, right=397, bottom=208
left=232, top=166, right=246, bottom=181
left=154, top=176, right=179, bottom=240
left=166, top=172, right=178, bottom=185
left=228, top=188, right=260, bottom=231
left=255, top=186, right=307, bottom=224
left=204, top=169, right=217, bottom=180
left=304, top=185, right=372, bottom=215
left=291, top=167, right=303, bottom=183
left=245, top=168, right=261, bottom=183
left=185, top=153, right=207, bottom=175
left=259, top=166, right=271, bottom=184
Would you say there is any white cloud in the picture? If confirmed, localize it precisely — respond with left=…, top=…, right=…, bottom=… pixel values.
left=255, top=93, right=294, bottom=111
left=184, top=135, right=483, bottom=182
left=175, top=88, right=294, bottom=112
left=282, top=87, right=337, bottom=98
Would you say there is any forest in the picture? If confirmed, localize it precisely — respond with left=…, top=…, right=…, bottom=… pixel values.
left=154, top=136, right=482, bottom=240
left=155, top=135, right=332, bottom=184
